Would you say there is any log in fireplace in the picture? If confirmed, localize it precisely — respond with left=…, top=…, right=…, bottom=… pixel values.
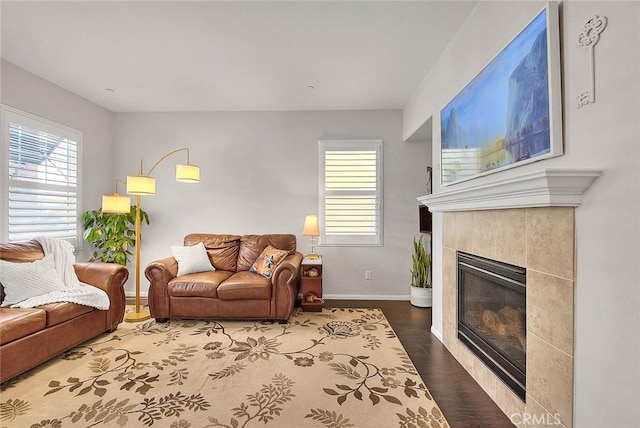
left=457, top=252, right=526, bottom=400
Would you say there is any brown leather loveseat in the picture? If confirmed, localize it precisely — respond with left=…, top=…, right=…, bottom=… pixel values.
left=0, top=241, right=128, bottom=383
left=145, top=234, right=303, bottom=323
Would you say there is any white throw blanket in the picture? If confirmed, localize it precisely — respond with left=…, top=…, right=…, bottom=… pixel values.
left=10, top=238, right=110, bottom=310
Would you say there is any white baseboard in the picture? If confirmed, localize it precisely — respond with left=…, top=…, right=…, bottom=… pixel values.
left=430, top=326, right=443, bottom=343
left=128, top=293, right=411, bottom=301
left=323, top=294, right=410, bottom=301
left=125, top=293, right=148, bottom=307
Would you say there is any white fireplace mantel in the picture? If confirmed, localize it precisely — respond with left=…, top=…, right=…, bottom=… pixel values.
left=417, top=168, right=602, bottom=212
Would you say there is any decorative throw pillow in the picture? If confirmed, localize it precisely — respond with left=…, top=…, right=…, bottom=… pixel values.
left=171, top=242, right=216, bottom=276
left=0, top=255, right=67, bottom=307
left=250, top=245, right=289, bottom=279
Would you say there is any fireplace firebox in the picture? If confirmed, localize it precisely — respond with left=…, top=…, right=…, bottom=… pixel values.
left=457, top=252, right=526, bottom=400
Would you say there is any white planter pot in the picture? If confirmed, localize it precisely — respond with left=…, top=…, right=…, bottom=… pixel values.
left=410, top=286, right=433, bottom=308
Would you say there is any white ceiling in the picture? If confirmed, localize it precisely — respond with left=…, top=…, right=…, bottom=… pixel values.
left=1, top=1, right=476, bottom=113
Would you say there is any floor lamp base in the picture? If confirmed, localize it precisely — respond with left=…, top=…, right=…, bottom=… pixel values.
left=125, top=309, right=151, bottom=323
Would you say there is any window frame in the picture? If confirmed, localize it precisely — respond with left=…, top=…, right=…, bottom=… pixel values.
left=1, top=105, right=83, bottom=248
left=318, top=139, right=383, bottom=247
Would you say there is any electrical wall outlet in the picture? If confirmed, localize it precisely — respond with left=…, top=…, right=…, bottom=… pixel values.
left=365, top=270, right=372, bottom=280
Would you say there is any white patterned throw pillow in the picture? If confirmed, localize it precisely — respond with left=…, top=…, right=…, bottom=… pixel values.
left=171, top=241, right=216, bottom=276
left=0, top=255, right=67, bottom=306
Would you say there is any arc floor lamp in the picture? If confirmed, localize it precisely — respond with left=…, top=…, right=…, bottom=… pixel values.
left=101, top=147, right=200, bottom=322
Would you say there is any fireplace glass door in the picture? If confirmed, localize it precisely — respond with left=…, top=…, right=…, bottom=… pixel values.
left=457, top=252, right=526, bottom=400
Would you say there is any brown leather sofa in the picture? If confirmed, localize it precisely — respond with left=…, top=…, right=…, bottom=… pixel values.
left=0, top=241, right=128, bottom=383
left=145, top=234, right=303, bottom=323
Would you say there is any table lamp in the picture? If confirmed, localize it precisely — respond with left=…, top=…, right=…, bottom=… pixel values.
left=302, top=214, right=320, bottom=259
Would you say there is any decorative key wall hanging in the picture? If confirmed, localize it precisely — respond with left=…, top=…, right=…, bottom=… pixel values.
left=577, top=15, right=607, bottom=108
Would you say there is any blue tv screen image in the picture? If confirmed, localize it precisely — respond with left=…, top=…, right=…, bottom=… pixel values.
left=440, top=10, right=551, bottom=185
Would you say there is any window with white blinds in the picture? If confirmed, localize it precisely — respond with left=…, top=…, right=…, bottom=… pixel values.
left=2, top=107, right=82, bottom=246
left=319, top=140, right=383, bottom=246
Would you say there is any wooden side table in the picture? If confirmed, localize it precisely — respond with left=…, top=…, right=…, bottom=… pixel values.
left=300, top=256, right=323, bottom=312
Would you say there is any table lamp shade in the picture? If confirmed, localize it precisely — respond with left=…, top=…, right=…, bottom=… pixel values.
left=102, top=193, right=131, bottom=214
left=176, top=163, right=200, bottom=182
left=303, top=215, right=319, bottom=236
left=127, top=175, right=156, bottom=195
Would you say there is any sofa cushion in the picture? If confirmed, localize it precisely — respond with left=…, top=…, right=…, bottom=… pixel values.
left=0, top=241, right=45, bottom=263
left=250, top=245, right=289, bottom=279
left=185, top=234, right=241, bottom=272
left=168, top=271, right=234, bottom=298
left=0, top=307, right=46, bottom=345
left=0, top=256, right=67, bottom=307
left=1, top=241, right=46, bottom=303
left=237, top=234, right=297, bottom=271
left=38, top=302, right=94, bottom=328
left=217, top=271, right=271, bottom=301
left=171, top=242, right=215, bottom=276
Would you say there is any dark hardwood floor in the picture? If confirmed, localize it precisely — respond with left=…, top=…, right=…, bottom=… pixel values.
left=325, top=300, right=514, bottom=428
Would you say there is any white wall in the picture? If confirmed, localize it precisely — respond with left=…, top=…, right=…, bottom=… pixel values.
left=1, top=60, right=115, bottom=260
left=0, top=60, right=431, bottom=301
left=403, top=1, right=640, bottom=426
left=113, top=110, right=429, bottom=299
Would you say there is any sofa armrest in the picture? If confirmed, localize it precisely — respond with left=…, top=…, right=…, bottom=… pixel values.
left=271, top=252, right=304, bottom=320
left=74, top=262, right=128, bottom=331
left=145, top=257, right=179, bottom=320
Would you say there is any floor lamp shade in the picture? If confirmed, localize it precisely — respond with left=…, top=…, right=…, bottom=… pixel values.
left=101, top=194, right=131, bottom=214
left=176, top=164, right=200, bottom=182
left=127, top=175, right=156, bottom=195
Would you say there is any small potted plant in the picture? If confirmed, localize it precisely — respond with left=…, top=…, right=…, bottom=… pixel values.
left=410, top=235, right=432, bottom=307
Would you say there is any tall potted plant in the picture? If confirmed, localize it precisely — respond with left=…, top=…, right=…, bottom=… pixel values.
left=82, top=205, right=149, bottom=266
left=410, top=235, right=432, bottom=307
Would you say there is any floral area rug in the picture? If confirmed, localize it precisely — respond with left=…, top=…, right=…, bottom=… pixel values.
left=1, top=308, right=449, bottom=428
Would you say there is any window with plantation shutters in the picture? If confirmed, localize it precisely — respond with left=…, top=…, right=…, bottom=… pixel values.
left=319, top=140, right=383, bottom=246
left=2, top=107, right=82, bottom=247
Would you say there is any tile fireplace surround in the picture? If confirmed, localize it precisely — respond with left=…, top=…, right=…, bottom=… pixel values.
left=418, top=169, right=601, bottom=428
